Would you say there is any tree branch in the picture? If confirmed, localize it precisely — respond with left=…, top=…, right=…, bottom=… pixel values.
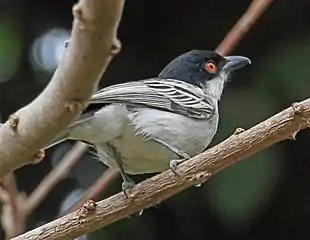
left=0, top=0, right=124, bottom=179
left=0, top=186, right=9, bottom=202
left=24, top=142, right=89, bottom=217
left=1, top=174, right=26, bottom=238
left=216, top=0, right=273, bottom=55
left=11, top=100, right=310, bottom=240
left=67, top=168, right=118, bottom=214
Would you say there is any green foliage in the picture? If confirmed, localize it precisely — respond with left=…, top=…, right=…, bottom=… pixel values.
left=207, top=148, right=281, bottom=228
left=0, top=20, right=22, bottom=82
left=251, top=37, right=310, bottom=101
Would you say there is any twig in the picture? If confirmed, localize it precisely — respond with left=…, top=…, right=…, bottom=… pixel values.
left=11, top=100, right=310, bottom=240
left=24, top=142, right=89, bottom=217
left=67, top=168, right=118, bottom=213
left=1, top=174, right=26, bottom=238
left=0, top=186, right=9, bottom=202
left=0, top=0, right=124, bottom=179
left=216, top=0, right=273, bottom=55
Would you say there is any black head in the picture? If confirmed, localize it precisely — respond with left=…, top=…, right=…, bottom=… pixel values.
left=158, top=50, right=251, bottom=86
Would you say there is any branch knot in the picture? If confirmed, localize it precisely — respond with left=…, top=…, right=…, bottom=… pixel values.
left=32, top=149, right=45, bottom=164
left=110, top=39, right=121, bottom=56
left=8, top=115, right=19, bottom=132
left=77, top=200, right=97, bottom=220
left=233, top=127, right=245, bottom=135
left=65, top=100, right=86, bottom=112
left=291, top=102, right=305, bottom=115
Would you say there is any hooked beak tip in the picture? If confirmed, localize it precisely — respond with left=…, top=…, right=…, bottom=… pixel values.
left=223, top=55, right=251, bottom=72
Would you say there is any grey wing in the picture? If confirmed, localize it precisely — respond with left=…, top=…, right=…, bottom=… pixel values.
left=45, top=78, right=216, bottom=148
left=89, top=78, right=216, bottom=119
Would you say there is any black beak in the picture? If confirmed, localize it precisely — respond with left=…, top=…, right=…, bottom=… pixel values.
left=223, top=56, right=251, bottom=73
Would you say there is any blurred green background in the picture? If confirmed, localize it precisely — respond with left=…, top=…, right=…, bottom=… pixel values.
left=1, top=0, right=310, bottom=239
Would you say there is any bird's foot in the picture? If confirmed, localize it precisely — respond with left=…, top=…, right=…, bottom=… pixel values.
left=169, top=154, right=190, bottom=175
left=122, top=178, right=136, bottom=198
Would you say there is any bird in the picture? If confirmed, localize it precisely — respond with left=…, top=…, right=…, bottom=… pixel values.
left=46, top=50, right=251, bottom=197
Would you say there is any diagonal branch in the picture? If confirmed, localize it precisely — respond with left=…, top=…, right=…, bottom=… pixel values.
left=0, top=0, right=125, bottom=179
left=11, top=100, right=310, bottom=240
left=216, top=0, right=273, bottom=55
left=1, top=174, right=26, bottom=238
left=24, top=142, right=89, bottom=217
left=0, top=186, right=9, bottom=202
left=66, top=168, right=118, bottom=214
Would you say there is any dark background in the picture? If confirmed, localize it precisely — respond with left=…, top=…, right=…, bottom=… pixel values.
left=1, top=0, right=310, bottom=239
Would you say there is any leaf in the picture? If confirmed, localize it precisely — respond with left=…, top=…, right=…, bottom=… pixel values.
left=0, top=21, right=22, bottom=82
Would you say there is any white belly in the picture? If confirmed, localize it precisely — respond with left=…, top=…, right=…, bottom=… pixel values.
left=96, top=107, right=219, bottom=174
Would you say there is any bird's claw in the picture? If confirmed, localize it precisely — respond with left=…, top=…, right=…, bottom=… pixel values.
left=122, top=179, right=144, bottom=216
left=122, top=179, right=136, bottom=198
left=169, top=155, right=189, bottom=175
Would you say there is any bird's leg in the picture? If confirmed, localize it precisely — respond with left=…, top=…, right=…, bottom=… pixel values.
left=112, top=150, right=144, bottom=215
left=152, top=138, right=190, bottom=175
left=107, top=144, right=135, bottom=198
left=118, top=167, right=136, bottom=198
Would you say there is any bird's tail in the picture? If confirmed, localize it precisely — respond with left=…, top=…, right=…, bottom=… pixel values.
left=44, top=130, right=70, bottom=150
left=44, top=111, right=94, bottom=150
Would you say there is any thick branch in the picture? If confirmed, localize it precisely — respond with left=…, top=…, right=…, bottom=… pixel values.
left=0, top=0, right=124, bottom=179
left=12, top=100, right=310, bottom=240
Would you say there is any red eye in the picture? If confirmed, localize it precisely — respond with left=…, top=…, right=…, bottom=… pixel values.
left=205, top=62, right=217, bottom=73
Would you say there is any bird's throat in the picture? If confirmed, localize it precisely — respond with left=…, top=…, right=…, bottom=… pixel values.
left=202, top=77, right=225, bottom=101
